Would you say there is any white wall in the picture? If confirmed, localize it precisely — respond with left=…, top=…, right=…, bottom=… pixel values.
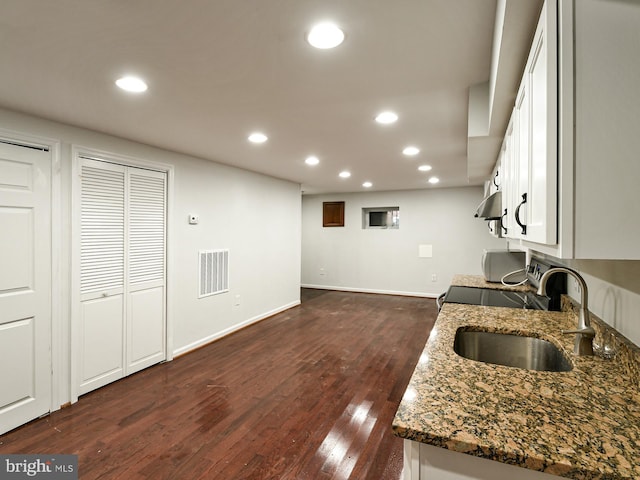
left=301, top=187, right=506, bottom=297
left=561, top=258, right=640, bottom=346
left=514, top=241, right=640, bottom=346
left=171, top=154, right=301, bottom=353
left=0, top=107, right=301, bottom=407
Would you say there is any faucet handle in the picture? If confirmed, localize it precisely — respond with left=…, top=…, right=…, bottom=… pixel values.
left=562, top=326, right=595, bottom=338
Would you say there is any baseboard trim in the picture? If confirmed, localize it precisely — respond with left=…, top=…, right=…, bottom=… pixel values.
left=173, top=300, right=301, bottom=358
left=301, top=284, right=440, bottom=299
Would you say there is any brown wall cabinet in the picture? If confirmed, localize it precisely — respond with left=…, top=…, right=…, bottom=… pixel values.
left=323, top=201, right=345, bottom=227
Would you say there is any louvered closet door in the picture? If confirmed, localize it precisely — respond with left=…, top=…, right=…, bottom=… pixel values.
left=78, top=159, right=126, bottom=395
left=126, top=168, right=166, bottom=375
left=78, top=159, right=166, bottom=396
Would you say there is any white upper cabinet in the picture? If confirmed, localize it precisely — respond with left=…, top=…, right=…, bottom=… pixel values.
left=497, top=0, right=640, bottom=259
left=567, top=0, right=640, bottom=259
left=502, top=0, right=557, bottom=245
left=525, top=0, right=557, bottom=245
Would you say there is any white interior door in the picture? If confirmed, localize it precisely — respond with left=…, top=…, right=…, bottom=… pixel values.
left=0, top=141, right=51, bottom=435
left=77, top=157, right=166, bottom=396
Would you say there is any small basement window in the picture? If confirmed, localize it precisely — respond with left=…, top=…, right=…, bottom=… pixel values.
left=362, top=207, right=399, bottom=229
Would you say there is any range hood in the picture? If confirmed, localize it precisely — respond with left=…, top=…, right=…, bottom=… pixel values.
left=474, top=191, right=502, bottom=220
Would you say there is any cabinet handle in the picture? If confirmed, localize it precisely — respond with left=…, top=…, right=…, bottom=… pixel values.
left=493, top=171, right=500, bottom=188
left=501, top=209, right=508, bottom=234
left=515, top=193, right=527, bottom=235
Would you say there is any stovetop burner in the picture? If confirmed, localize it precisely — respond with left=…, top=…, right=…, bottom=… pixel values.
left=442, top=285, right=550, bottom=310
left=439, top=257, right=566, bottom=311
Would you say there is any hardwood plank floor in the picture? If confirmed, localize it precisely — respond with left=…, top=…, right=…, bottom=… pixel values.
left=0, top=289, right=436, bottom=479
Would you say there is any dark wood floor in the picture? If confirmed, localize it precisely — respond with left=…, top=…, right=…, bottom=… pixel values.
left=0, top=289, right=436, bottom=479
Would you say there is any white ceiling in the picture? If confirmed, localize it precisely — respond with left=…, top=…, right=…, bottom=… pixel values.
left=1, top=0, right=538, bottom=194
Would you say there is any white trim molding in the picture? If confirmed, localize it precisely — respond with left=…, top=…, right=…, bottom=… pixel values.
left=173, top=300, right=301, bottom=358
left=301, top=284, right=439, bottom=299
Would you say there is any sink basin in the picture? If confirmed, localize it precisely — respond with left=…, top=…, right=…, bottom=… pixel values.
left=454, top=328, right=572, bottom=372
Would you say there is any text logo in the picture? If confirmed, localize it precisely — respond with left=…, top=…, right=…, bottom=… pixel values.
left=0, top=455, right=77, bottom=479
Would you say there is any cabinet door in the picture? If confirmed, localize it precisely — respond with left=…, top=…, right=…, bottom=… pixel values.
left=526, top=0, right=557, bottom=245
left=502, top=114, right=521, bottom=240
left=571, top=0, right=640, bottom=258
left=512, top=79, right=529, bottom=240
left=487, top=159, right=502, bottom=238
left=504, top=0, right=558, bottom=245
left=489, top=160, right=500, bottom=196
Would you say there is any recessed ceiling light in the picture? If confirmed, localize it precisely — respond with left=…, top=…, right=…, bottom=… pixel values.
left=307, top=22, right=345, bottom=49
left=305, top=155, right=320, bottom=166
left=115, top=76, right=148, bottom=93
left=428, top=177, right=440, bottom=184
left=339, top=171, right=351, bottom=178
left=375, top=111, right=398, bottom=125
left=403, top=146, right=420, bottom=156
left=362, top=181, right=373, bottom=188
left=248, top=132, right=268, bottom=143
left=418, top=165, right=432, bottom=172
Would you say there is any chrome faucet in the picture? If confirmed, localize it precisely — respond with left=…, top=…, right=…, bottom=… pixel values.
left=537, top=267, right=595, bottom=356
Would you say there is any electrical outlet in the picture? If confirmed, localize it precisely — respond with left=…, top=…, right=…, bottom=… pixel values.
left=319, top=268, right=326, bottom=277
left=234, top=294, right=241, bottom=306
left=431, top=274, right=437, bottom=282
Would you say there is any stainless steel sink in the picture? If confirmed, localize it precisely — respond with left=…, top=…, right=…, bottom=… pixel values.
left=454, top=328, right=573, bottom=372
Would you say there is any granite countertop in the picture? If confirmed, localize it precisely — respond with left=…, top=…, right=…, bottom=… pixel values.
left=450, top=273, right=533, bottom=292
left=392, top=276, right=640, bottom=479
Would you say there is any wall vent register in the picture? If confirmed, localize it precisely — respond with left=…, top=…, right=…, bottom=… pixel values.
left=199, top=249, right=229, bottom=298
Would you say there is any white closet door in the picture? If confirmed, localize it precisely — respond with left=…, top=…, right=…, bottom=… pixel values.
left=0, top=142, right=51, bottom=435
left=78, top=159, right=126, bottom=395
left=126, top=168, right=166, bottom=375
left=77, top=158, right=166, bottom=396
